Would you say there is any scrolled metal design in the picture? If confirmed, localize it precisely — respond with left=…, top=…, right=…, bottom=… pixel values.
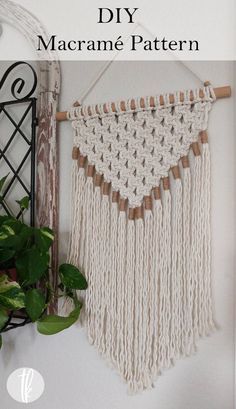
left=0, top=61, right=37, bottom=101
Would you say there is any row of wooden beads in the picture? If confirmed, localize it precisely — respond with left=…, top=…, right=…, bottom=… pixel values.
left=71, top=131, right=208, bottom=220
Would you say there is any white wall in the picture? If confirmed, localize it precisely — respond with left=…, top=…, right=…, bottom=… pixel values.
left=0, top=60, right=235, bottom=409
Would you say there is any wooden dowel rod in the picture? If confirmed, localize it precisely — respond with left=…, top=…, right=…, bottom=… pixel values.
left=56, top=111, right=68, bottom=121
left=56, top=85, right=231, bottom=122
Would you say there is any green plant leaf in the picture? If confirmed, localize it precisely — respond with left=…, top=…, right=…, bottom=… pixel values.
left=0, top=249, right=15, bottom=263
left=34, top=227, right=54, bottom=252
left=0, top=223, right=15, bottom=239
left=0, top=275, right=25, bottom=310
left=2, top=217, right=23, bottom=232
left=0, top=287, right=25, bottom=310
left=16, top=248, right=49, bottom=286
left=0, top=216, right=12, bottom=227
left=0, top=308, right=8, bottom=330
left=59, top=264, right=88, bottom=290
left=0, top=174, right=9, bottom=193
left=0, top=219, right=22, bottom=248
left=0, top=236, right=20, bottom=249
left=0, top=335, right=2, bottom=349
left=0, top=274, right=17, bottom=292
left=0, top=219, right=34, bottom=253
left=37, top=306, right=81, bottom=335
left=16, top=196, right=29, bottom=211
left=17, top=226, right=33, bottom=251
left=25, top=289, right=46, bottom=322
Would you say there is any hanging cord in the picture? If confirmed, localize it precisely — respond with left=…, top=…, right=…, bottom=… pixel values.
left=74, top=24, right=140, bottom=106
left=138, top=23, right=205, bottom=85
left=73, top=22, right=205, bottom=108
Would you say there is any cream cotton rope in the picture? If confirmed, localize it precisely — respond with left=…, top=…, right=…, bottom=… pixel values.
left=64, top=85, right=216, bottom=392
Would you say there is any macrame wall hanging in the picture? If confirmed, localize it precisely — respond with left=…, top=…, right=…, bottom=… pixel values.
left=57, top=82, right=231, bottom=392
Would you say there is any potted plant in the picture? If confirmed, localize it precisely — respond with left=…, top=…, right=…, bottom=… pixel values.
left=0, top=175, right=87, bottom=348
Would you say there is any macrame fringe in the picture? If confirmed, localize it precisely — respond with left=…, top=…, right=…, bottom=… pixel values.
left=181, top=158, right=194, bottom=355
left=96, top=191, right=110, bottom=354
left=116, top=209, right=127, bottom=374
left=67, top=156, right=77, bottom=264
left=150, top=192, right=162, bottom=377
left=191, top=148, right=202, bottom=344
left=67, top=150, right=86, bottom=266
left=90, top=184, right=102, bottom=344
left=142, top=206, right=154, bottom=388
left=125, top=212, right=135, bottom=385
left=60, top=149, right=86, bottom=317
left=109, top=198, right=119, bottom=362
left=170, top=175, right=183, bottom=361
left=158, top=184, right=172, bottom=371
left=200, top=137, right=215, bottom=334
left=134, top=215, right=144, bottom=390
left=67, top=133, right=215, bottom=392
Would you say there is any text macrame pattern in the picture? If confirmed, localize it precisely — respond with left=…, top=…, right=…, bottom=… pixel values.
left=64, top=85, right=216, bottom=392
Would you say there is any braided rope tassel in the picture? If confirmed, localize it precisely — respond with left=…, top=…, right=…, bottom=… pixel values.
left=116, top=204, right=127, bottom=374
left=181, top=156, right=194, bottom=355
left=142, top=201, right=154, bottom=389
left=91, top=182, right=102, bottom=346
left=108, top=194, right=119, bottom=362
left=97, top=184, right=110, bottom=355
left=77, top=159, right=87, bottom=269
left=81, top=166, right=95, bottom=325
left=78, top=167, right=94, bottom=325
left=69, top=159, right=87, bottom=319
left=190, top=143, right=202, bottom=344
left=200, top=132, right=215, bottom=334
left=67, top=148, right=79, bottom=265
left=151, top=188, right=162, bottom=376
left=125, top=209, right=135, bottom=388
left=133, top=211, right=144, bottom=391
left=61, top=151, right=86, bottom=317
left=198, top=141, right=206, bottom=337
left=69, top=158, right=86, bottom=267
left=158, top=178, right=172, bottom=371
left=170, top=168, right=183, bottom=361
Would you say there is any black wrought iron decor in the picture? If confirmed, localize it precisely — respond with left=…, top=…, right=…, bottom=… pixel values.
left=0, top=61, right=38, bottom=226
left=0, top=62, right=38, bottom=333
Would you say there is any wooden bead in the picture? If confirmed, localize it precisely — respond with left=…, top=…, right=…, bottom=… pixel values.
left=78, top=156, right=86, bottom=168
left=200, top=130, right=208, bottom=143
left=102, top=182, right=110, bottom=196
left=191, top=142, right=201, bottom=156
left=94, top=173, right=102, bottom=186
left=72, top=147, right=79, bottom=160
left=163, top=177, right=170, bottom=190
left=112, top=191, right=119, bottom=203
left=181, top=156, right=190, bottom=168
left=134, top=206, right=143, bottom=219
left=87, top=165, right=95, bottom=177
left=144, top=195, right=152, bottom=210
left=119, top=198, right=127, bottom=212
left=153, top=186, right=161, bottom=200
left=128, top=208, right=135, bottom=220
left=172, top=165, right=181, bottom=179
